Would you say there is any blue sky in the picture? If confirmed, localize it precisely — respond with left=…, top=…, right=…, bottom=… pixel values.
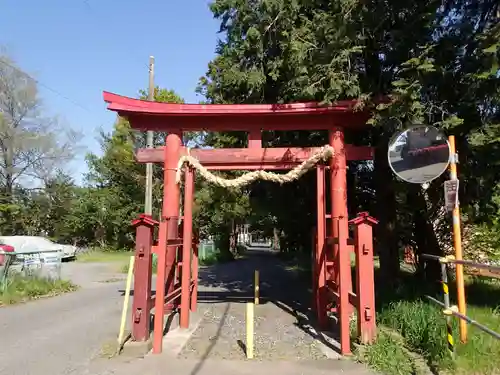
left=0, top=0, right=220, bottom=185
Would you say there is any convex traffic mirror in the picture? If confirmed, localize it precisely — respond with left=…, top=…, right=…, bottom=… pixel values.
left=388, top=125, right=451, bottom=184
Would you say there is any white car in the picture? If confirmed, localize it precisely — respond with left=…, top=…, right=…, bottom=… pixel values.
left=0, top=236, right=77, bottom=260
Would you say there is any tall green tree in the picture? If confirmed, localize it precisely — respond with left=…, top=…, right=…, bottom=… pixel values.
left=81, top=87, right=185, bottom=249
left=0, top=52, right=79, bottom=235
left=199, top=0, right=500, bottom=279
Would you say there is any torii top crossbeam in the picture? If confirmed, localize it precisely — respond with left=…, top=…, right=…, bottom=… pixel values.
left=103, top=92, right=371, bottom=132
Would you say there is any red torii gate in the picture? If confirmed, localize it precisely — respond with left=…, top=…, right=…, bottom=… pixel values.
left=103, top=91, right=378, bottom=356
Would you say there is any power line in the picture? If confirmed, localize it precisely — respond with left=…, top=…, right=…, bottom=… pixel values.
left=0, top=57, right=92, bottom=113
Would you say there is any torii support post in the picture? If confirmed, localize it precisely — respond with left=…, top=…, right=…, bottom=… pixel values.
left=164, top=131, right=183, bottom=305
left=190, top=232, right=199, bottom=312
left=175, top=222, right=184, bottom=306
left=311, top=227, right=316, bottom=310
left=351, top=212, right=378, bottom=344
left=130, top=214, right=158, bottom=342
left=180, top=167, right=195, bottom=329
left=153, top=130, right=182, bottom=354
left=329, top=128, right=352, bottom=355
left=315, top=165, right=328, bottom=329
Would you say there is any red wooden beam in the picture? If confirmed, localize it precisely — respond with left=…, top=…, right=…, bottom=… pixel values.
left=136, top=146, right=373, bottom=167
left=104, top=91, right=360, bottom=115
left=103, top=92, right=386, bottom=132
left=126, top=113, right=370, bottom=132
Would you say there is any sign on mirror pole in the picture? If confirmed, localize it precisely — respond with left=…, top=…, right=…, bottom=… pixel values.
left=444, top=179, right=459, bottom=212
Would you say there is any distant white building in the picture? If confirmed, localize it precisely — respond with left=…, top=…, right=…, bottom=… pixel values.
left=238, top=224, right=251, bottom=245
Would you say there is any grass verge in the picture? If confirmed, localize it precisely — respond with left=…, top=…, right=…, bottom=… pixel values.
left=199, top=248, right=236, bottom=266
left=354, top=272, right=500, bottom=375
left=0, top=273, right=77, bottom=306
left=118, top=246, right=237, bottom=273
left=77, top=249, right=133, bottom=263
left=120, top=256, right=157, bottom=274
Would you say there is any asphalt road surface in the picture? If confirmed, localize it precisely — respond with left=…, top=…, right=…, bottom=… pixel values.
left=0, top=251, right=375, bottom=375
left=0, top=262, right=127, bottom=375
left=389, top=155, right=448, bottom=183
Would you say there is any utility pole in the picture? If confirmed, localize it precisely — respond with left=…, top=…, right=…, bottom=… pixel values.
left=145, top=56, right=155, bottom=215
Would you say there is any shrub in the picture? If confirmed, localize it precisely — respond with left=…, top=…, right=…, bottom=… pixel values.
left=356, top=332, right=416, bottom=375
left=0, top=273, right=77, bottom=305
left=379, top=299, right=455, bottom=370
left=199, top=248, right=234, bottom=266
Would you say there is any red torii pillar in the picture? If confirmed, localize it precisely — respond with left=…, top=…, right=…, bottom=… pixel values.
left=329, top=129, right=352, bottom=354
left=179, top=167, right=195, bottom=329
left=153, top=130, right=182, bottom=354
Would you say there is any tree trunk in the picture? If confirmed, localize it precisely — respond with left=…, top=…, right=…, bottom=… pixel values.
left=409, top=186, right=443, bottom=284
left=1, top=143, right=15, bottom=235
left=374, top=132, right=400, bottom=282
left=273, top=228, right=280, bottom=250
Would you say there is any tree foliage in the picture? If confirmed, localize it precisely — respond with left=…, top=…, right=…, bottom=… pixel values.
left=1, top=1, right=499, bottom=281
left=196, top=0, right=500, bottom=278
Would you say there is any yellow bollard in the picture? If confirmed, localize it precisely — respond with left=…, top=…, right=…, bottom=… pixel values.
left=254, top=270, right=260, bottom=305
left=117, top=255, right=135, bottom=353
left=246, top=302, right=254, bottom=359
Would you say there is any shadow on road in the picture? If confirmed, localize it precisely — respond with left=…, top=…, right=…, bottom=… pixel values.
left=189, top=303, right=230, bottom=375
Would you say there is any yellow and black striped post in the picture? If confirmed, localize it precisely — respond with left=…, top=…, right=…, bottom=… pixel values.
left=440, top=258, right=455, bottom=357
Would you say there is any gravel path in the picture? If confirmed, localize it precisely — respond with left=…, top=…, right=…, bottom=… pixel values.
left=180, top=248, right=333, bottom=361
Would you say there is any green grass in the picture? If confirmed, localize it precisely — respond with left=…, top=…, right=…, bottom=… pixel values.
left=120, top=256, right=157, bottom=274
left=117, top=246, right=237, bottom=273
left=453, top=304, right=500, bottom=374
left=354, top=272, right=500, bottom=375
left=199, top=248, right=235, bottom=266
left=76, top=249, right=133, bottom=263
left=356, top=331, right=417, bottom=375
left=0, top=273, right=77, bottom=305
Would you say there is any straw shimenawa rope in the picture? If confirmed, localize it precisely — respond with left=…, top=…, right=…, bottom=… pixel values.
left=175, top=145, right=335, bottom=188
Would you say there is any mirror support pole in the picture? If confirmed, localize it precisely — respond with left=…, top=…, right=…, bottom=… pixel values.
left=448, top=136, right=467, bottom=343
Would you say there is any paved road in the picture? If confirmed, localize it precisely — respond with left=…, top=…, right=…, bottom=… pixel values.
left=0, top=250, right=375, bottom=375
left=389, top=155, right=448, bottom=183
left=84, top=247, right=374, bottom=375
left=85, top=357, right=375, bottom=375
left=0, top=262, right=127, bottom=375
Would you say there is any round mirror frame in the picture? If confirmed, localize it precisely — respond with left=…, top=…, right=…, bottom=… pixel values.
left=387, top=125, right=451, bottom=184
